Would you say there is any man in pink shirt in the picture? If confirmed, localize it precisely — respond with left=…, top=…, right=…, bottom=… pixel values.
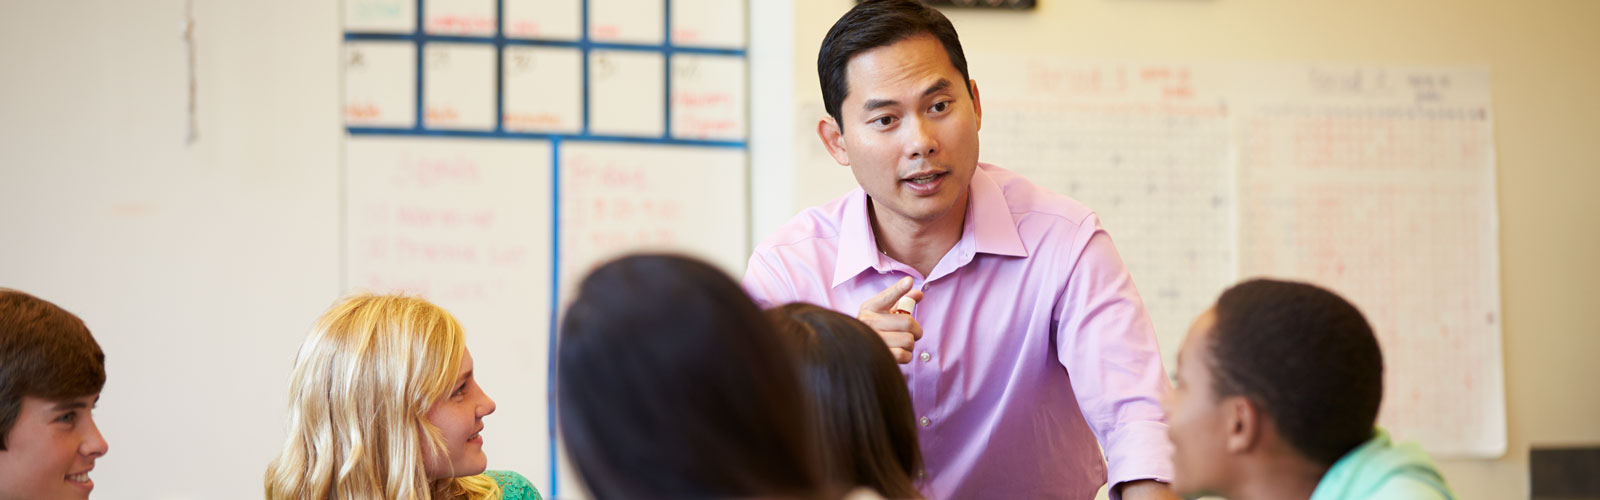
left=743, top=1, right=1177, bottom=499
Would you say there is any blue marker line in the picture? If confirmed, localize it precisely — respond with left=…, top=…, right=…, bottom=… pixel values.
left=547, top=135, right=563, bottom=498
left=347, top=33, right=745, bottom=57
left=413, top=0, right=425, bottom=131
left=346, top=127, right=745, bottom=149
left=663, top=0, right=673, bottom=140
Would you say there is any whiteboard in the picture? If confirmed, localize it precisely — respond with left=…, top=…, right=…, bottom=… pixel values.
left=342, top=0, right=751, bottom=495
left=968, top=54, right=1504, bottom=457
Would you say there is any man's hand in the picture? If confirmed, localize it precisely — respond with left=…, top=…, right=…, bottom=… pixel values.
left=1115, top=479, right=1180, bottom=500
left=857, top=277, right=925, bottom=363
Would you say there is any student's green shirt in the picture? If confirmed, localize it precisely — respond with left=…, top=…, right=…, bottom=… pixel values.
left=1309, top=428, right=1456, bottom=500
left=486, top=470, right=543, bottom=500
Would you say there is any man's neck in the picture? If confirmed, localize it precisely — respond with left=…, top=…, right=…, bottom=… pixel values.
left=1228, top=452, right=1328, bottom=500
left=868, top=192, right=968, bottom=278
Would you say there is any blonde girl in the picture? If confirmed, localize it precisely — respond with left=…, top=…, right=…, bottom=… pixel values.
left=265, top=293, right=541, bottom=500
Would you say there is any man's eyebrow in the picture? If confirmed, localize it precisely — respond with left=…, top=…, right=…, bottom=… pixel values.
left=859, top=79, right=954, bottom=114
left=862, top=98, right=899, bottom=113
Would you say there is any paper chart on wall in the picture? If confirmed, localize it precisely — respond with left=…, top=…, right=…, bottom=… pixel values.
left=1232, top=64, right=1503, bottom=457
left=968, top=54, right=1502, bottom=457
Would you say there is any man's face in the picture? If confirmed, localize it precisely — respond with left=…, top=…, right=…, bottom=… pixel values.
left=0, top=394, right=107, bottom=500
left=1161, top=309, right=1235, bottom=498
left=823, top=35, right=982, bottom=230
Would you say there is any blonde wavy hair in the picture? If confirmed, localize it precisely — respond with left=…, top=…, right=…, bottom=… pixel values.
left=265, top=293, right=502, bottom=500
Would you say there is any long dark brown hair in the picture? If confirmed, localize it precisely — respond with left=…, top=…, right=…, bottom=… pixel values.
left=768, top=302, right=923, bottom=499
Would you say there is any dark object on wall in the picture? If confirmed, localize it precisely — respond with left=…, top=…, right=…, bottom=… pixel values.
left=1532, top=446, right=1600, bottom=499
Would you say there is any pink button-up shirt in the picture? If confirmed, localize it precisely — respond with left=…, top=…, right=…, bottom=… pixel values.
left=744, top=164, right=1174, bottom=499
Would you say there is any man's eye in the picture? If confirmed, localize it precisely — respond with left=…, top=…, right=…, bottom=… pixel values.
left=55, top=412, right=77, bottom=424
left=930, top=101, right=949, bottom=113
left=874, top=116, right=895, bottom=127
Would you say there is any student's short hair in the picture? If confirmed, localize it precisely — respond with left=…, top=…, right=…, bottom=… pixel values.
left=0, top=289, right=105, bottom=449
left=768, top=303, right=923, bottom=499
left=1207, top=279, right=1384, bottom=466
left=818, top=0, right=972, bottom=131
left=558, top=254, right=825, bottom=500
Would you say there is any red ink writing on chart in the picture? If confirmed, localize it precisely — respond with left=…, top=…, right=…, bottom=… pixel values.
left=395, top=207, right=497, bottom=229
left=394, top=156, right=481, bottom=187
left=393, top=237, right=480, bottom=264
left=510, top=20, right=540, bottom=36
left=682, top=118, right=738, bottom=135
left=504, top=112, right=568, bottom=130
left=489, top=245, right=527, bottom=266
left=425, top=107, right=461, bottom=124
left=363, top=274, right=431, bottom=296
left=346, top=103, right=382, bottom=120
left=674, top=92, right=732, bottom=107
left=428, top=15, right=496, bottom=33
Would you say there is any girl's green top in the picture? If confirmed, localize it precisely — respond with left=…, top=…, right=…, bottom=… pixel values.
left=486, top=470, right=544, bottom=500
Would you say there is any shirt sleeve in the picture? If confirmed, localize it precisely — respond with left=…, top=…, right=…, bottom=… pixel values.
left=1052, top=220, right=1176, bottom=496
left=741, top=248, right=794, bottom=309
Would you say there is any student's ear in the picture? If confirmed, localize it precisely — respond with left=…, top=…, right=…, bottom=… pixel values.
left=968, top=78, right=983, bottom=131
left=1222, top=395, right=1262, bottom=454
left=817, top=116, right=850, bottom=166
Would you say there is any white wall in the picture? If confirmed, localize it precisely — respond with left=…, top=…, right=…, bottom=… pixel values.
left=0, top=1, right=343, bottom=498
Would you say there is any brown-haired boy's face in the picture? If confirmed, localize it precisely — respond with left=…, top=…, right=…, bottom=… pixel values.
left=0, top=394, right=106, bottom=499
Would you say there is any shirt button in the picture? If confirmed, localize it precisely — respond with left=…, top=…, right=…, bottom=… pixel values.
left=917, top=469, right=927, bottom=480
left=919, top=416, right=931, bottom=427
left=919, top=351, right=932, bottom=363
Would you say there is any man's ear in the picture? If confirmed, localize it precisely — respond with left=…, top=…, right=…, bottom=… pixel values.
left=1223, top=395, right=1263, bottom=455
left=968, top=78, right=982, bottom=131
left=817, top=116, right=850, bottom=166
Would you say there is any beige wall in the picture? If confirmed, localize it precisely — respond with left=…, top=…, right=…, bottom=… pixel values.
left=771, top=1, right=1600, bottom=498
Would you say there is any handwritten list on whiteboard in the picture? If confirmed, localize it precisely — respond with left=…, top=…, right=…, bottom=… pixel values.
left=558, top=142, right=748, bottom=297
left=965, top=54, right=1503, bottom=457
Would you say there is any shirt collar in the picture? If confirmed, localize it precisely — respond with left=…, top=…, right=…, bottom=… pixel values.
left=831, top=165, right=1028, bottom=288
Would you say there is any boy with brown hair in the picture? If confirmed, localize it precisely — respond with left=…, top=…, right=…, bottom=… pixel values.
left=0, top=288, right=109, bottom=499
